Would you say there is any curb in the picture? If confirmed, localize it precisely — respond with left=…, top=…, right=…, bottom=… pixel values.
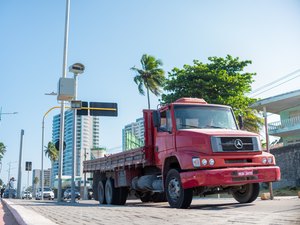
left=2, top=199, right=57, bottom=225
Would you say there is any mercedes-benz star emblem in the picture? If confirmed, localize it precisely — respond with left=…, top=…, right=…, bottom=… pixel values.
left=234, top=139, right=243, bottom=149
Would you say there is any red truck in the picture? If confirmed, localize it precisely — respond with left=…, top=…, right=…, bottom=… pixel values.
left=83, top=98, right=280, bottom=208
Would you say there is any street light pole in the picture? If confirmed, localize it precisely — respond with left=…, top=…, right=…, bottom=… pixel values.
left=58, top=0, right=71, bottom=202
left=17, top=129, right=24, bottom=199
left=69, top=63, right=85, bottom=203
left=71, top=72, right=78, bottom=203
left=41, top=106, right=61, bottom=201
left=0, top=107, right=18, bottom=121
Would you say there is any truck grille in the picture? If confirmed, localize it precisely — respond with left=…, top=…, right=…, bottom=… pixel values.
left=221, top=137, right=254, bottom=151
left=211, top=136, right=260, bottom=152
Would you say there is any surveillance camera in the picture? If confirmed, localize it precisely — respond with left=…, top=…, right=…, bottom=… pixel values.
left=69, top=63, right=85, bottom=74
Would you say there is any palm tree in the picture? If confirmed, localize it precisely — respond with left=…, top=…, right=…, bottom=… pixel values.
left=131, top=54, right=165, bottom=109
left=33, top=176, right=39, bottom=185
left=44, top=141, right=58, bottom=162
left=0, top=142, right=6, bottom=161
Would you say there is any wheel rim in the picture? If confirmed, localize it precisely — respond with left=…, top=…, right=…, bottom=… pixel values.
left=105, top=180, right=112, bottom=203
left=98, top=182, right=105, bottom=203
left=168, top=177, right=181, bottom=201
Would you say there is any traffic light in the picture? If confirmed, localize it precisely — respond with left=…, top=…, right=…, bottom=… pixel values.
left=25, top=161, right=32, bottom=171
left=77, top=101, right=88, bottom=116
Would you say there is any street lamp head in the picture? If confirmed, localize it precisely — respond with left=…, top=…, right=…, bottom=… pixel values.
left=69, top=63, right=85, bottom=75
left=45, top=92, right=58, bottom=96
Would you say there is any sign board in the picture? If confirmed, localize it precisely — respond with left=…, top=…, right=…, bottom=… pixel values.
left=25, top=161, right=32, bottom=171
left=89, top=102, right=118, bottom=117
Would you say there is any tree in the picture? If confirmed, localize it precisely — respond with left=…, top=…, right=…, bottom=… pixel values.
left=33, top=176, right=39, bottom=186
left=44, top=141, right=58, bottom=162
left=0, top=142, right=6, bottom=161
left=162, top=55, right=263, bottom=132
left=131, top=54, right=165, bottom=109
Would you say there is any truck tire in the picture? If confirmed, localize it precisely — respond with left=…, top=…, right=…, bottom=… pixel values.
left=98, top=180, right=106, bottom=204
left=165, top=169, right=193, bottom=209
left=232, top=183, right=260, bottom=203
left=105, top=178, right=120, bottom=205
left=118, top=187, right=129, bottom=205
left=93, top=173, right=100, bottom=201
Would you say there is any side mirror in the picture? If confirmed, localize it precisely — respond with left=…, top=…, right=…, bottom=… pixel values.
left=238, top=115, right=244, bottom=130
left=152, top=110, right=160, bottom=128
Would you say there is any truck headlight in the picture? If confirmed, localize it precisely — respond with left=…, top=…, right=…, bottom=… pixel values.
left=262, top=158, right=267, bottom=164
left=209, top=158, right=215, bottom=166
left=201, top=159, right=208, bottom=166
left=192, top=157, right=200, bottom=167
left=268, top=157, right=273, bottom=164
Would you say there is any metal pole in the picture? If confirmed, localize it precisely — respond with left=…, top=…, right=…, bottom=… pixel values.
left=17, top=129, right=24, bottom=199
left=41, top=118, right=45, bottom=200
left=58, top=0, right=70, bottom=202
left=83, top=148, right=87, bottom=200
left=71, top=73, right=78, bottom=203
left=7, top=162, right=11, bottom=185
left=27, top=171, right=29, bottom=192
left=263, top=107, right=274, bottom=200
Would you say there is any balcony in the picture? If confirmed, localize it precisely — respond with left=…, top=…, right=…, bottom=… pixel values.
left=268, top=116, right=300, bottom=137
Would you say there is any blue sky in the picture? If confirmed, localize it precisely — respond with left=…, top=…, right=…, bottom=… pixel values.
left=1, top=0, right=300, bottom=189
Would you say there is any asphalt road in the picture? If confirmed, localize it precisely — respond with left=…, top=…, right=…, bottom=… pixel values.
left=3, top=196, right=300, bottom=225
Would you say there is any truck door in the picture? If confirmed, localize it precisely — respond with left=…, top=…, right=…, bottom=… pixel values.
left=154, top=109, right=175, bottom=166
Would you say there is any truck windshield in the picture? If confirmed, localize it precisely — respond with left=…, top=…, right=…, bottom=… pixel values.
left=174, top=105, right=238, bottom=130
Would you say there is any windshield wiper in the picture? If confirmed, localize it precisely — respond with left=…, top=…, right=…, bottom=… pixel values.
left=178, top=124, right=201, bottom=129
left=204, top=125, right=226, bottom=129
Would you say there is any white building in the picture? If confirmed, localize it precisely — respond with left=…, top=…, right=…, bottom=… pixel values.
left=51, top=110, right=100, bottom=187
left=122, top=117, right=144, bottom=151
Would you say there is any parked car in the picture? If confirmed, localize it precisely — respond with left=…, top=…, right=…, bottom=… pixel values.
left=3, top=189, right=17, bottom=198
left=63, top=188, right=80, bottom=200
left=22, top=191, right=32, bottom=199
left=35, top=187, right=54, bottom=200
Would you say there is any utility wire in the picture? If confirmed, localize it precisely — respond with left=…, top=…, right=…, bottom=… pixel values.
left=251, top=72, right=300, bottom=97
left=250, top=68, right=300, bottom=97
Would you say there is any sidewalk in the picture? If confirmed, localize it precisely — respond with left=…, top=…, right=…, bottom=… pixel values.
left=1, top=199, right=56, bottom=225
left=1, top=197, right=300, bottom=225
left=0, top=199, right=19, bottom=225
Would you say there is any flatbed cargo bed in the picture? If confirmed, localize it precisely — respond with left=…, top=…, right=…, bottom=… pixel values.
left=83, top=147, right=148, bottom=173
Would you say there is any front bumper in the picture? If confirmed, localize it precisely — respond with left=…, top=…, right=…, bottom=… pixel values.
left=180, top=166, right=281, bottom=189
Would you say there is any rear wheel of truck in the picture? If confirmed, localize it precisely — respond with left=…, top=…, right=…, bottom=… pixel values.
left=93, top=173, right=100, bottom=201
left=232, top=183, right=260, bottom=203
left=105, top=178, right=120, bottom=205
left=117, top=187, right=129, bottom=205
left=165, top=169, right=193, bottom=209
left=98, top=180, right=106, bottom=204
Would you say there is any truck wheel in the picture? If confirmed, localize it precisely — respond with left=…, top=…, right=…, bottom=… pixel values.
left=93, top=173, right=100, bottom=201
left=117, top=187, right=128, bottom=205
left=98, top=180, right=106, bottom=204
left=105, top=178, right=120, bottom=205
left=165, top=169, right=193, bottom=209
left=232, top=183, right=260, bottom=203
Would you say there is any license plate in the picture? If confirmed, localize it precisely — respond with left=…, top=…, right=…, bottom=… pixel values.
left=238, top=170, right=253, bottom=176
